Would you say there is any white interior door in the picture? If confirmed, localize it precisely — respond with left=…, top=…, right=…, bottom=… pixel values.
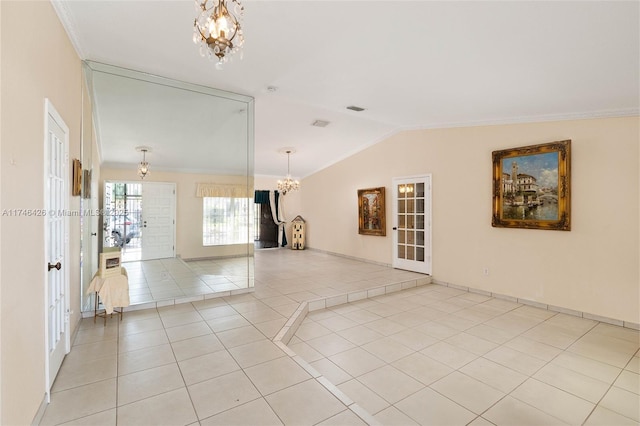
left=44, top=100, right=70, bottom=396
left=141, top=182, right=176, bottom=260
left=392, top=175, right=432, bottom=275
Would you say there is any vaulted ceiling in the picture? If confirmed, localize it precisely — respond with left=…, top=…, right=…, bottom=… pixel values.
left=53, top=1, right=639, bottom=178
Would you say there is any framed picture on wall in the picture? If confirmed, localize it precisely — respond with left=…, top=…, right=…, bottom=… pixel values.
left=358, top=187, right=386, bottom=236
left=492, top=140, right=571, bottom=231
left=72, top=159, right=82, bottom=196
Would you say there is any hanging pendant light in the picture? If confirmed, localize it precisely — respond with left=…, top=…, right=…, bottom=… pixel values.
left=277, top=149, right=300, bottom=195
left=136, top=147, right=150, bottom=179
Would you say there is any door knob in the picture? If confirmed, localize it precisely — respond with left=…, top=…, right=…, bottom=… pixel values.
left=48, top=262, right=61, bottom=271
left=392, top=227, right=398, bottom=230
left=91, top=233, right=97, bottom=236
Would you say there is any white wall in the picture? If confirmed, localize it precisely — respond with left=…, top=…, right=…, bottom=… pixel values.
left=301, top=117, right=639, bottom=323
left=0, top=2, right=82, bottom=423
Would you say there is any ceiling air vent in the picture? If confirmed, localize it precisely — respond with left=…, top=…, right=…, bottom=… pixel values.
left=346, top=105, right=365, bottom=112
left=312, top=120, right=330, bottom=128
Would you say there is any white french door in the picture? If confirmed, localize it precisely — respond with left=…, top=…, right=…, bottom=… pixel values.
left=141, top=182, right=176, bottom=260
left=392, top=175, right=432, bottom=275
left=44, top=100, right=70, bottom=397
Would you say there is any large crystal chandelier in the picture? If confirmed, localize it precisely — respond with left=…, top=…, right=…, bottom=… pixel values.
left=277, top=150, right=300, bottom=195
left=193, top=0, right=244, bottom=69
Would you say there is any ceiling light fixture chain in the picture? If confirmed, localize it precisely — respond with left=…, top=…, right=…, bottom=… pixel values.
left=193, top=0, right=245, bottom=69
left=277, top=149, right=300, bottom=195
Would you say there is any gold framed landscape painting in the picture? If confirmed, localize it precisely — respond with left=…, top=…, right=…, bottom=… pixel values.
left=492, top=140, right=571, bottom=231
left=358, top=187, right=386, bottom=236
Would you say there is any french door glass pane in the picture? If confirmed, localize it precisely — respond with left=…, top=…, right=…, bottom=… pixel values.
left=407, top=247, right=415, bottom=260
left=407, top=215, right=414, bottom=229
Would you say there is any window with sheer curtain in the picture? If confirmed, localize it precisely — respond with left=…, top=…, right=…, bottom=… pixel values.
left=202, top=197, right=251, bottom=246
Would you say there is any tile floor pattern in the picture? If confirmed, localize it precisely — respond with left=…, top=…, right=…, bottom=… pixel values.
left=125, top=257, right=253, bottom=304
left=41, top=250, right=639, bottom=425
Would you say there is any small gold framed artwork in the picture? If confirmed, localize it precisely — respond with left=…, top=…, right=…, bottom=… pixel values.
left=358, top=187, right=386, bottom=236
left=72, top=159, right=82, bottom=196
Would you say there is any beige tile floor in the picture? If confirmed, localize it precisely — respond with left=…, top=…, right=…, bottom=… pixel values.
left=41, top=249, right=639, bottom=425
left=125, top=257, right=253, bottom=304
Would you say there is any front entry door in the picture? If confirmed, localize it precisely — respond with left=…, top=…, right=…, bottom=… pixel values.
left=141, top=182, right=176, bottom=260
left=44, top=100, right=70, bottom=396
left=392, top=175, right=432, bottom=274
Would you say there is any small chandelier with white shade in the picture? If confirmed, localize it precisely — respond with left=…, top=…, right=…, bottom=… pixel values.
left=277, top=149, right=300, bottom=195
left=136, top=146, right=150, bottom=179
left=193, top=0, right=245, bottom=69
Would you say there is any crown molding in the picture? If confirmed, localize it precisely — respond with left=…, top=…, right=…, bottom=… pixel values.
left=401, top=108, right=640, bottom=132
left=51, top=0, right=86, bottom=59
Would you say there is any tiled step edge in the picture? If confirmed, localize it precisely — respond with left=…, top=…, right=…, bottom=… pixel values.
left=271, top=276, right=431, bottom=426
left=274, top=276, right=432, bottom=346
left=431, top=278, right=640, bottom=331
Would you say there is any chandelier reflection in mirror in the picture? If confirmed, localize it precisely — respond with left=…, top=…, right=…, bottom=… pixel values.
left=277, top=149, right=300, bottom=195
left=193, top=0, right=245, bottom=69
left=136, top=146, right=150, bottom=179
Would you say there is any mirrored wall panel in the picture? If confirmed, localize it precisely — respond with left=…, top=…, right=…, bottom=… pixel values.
left=81, top=61, right=255, bottom=310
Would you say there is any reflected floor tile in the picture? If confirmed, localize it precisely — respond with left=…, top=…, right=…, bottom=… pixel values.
left=116, top=387, right=197, bottom=426
left=306, top=333, right=357, bottom=357
left=459, top=357, right=527, bottom=393
left=117, top=363, right=184, bottom=406
left=171, top=333, right=224, bottom=362
left=483, top=396, right=567, bottom=426
left=118, top=343, right=176, bottom=376
left=188, top=370, right=262, bottom=420
left=584, top=406, right=639, bottom=426
left=310, top=358, right=353, bottom=385
left=317, top=409, right=367, bottom=426
left=374, top=406, right=420, bottom=426
left=328, top=347, right=386, bottom=377
left=41, top=379, right=116, bottom=426
left=199, top=397, right=283, bottom=426
left=58, top=408, right=116, bottom=426
left=52, top=355, right=117, bottom=392
left=533, top=362, right=610, bottom=403
left=362, top=337, right=414, bottom=363
left=510, top=378, right=595, bottom=425
left=420, top=341, right=478, bottom=370
left=179, top=350, right=241, bottom=385
left=165, top=321, right=212, bottom=342
left=338, top=379, right=390, bottom=415
left=599, top=386, right=640, bottom=422
left=265, top=379, right=346, bottom=425
left=356, top=365, right=424, bottom=404
left=551, top=351, right=622, bottom=384
left=431, top=371, right=505, bottom=414
left=484, top=346, right=546, bottom=376
left=395, top=387, right=476, bottom=426
left=244, top=356, right=311, bottom=396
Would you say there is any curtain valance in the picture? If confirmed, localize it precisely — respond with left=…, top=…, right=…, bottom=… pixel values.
left=196, top=183, right=248, bottom=198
